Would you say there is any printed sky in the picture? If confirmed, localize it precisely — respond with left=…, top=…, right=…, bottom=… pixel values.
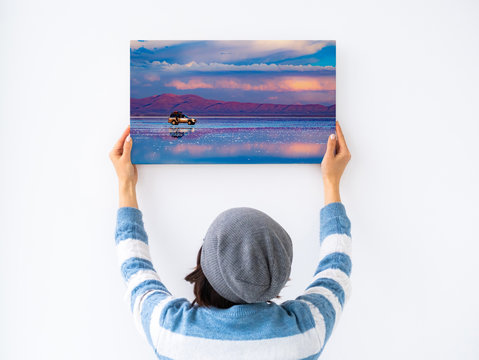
left=130, top=40, right=336, bottom=105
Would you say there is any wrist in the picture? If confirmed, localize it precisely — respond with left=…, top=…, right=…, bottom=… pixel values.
left=323, top=179, right=341, bottom=205
left=323, top=178, right=339, bottom=191
left=119, top=181, right=138, bottom=208
left=119, top=180, right=136, bottom=191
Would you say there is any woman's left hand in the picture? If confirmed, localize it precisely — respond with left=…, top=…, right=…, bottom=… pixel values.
left=109, top=125, right=138, bottom=186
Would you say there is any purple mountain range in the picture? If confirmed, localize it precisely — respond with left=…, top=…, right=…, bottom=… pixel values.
left=131, top=93, right=335, bottom=117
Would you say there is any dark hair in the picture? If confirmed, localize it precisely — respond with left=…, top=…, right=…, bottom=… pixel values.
left=185, top=246, right=287, bottom=308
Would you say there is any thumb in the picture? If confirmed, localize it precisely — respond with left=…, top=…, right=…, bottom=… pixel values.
left=324, top=133, right=337, bottom=159
left=122, top=134, right=133, bottom=161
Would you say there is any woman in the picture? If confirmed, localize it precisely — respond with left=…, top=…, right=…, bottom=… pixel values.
left=109, top=121, right=352, bottom=360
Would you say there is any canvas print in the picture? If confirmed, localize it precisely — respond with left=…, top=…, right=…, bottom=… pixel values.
left=130, top=40, right=336, bottom=164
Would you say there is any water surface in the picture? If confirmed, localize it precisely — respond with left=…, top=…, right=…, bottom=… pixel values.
left=130, top=116, right=335, bottom=164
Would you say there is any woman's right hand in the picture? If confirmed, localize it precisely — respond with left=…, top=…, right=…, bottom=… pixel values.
left=320, top=121, right=351, bottom=205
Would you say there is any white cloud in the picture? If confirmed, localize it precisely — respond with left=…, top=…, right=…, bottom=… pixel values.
left=150, top=60, right=335, bottom=73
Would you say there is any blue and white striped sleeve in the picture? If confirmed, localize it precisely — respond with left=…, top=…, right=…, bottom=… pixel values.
left=115, top=207, right=175, bottom=346
left=295, top=202, right=352, bottom=352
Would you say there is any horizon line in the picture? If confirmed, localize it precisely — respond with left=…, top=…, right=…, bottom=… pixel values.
left=131, top=92, right=335, bottom=107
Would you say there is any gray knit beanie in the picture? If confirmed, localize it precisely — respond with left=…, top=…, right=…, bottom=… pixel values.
left=200, top=207, right=293, bottom=304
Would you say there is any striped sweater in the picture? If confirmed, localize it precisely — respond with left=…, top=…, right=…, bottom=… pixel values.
left=115, top=202, right=352, bottom=360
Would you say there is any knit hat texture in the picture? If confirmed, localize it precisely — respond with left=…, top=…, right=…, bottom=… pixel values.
left=200, top=207, right=293, bottom=304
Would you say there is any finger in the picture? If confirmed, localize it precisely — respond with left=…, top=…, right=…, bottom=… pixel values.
left=112, top=125, right=130, bottom=155
left=324, top=132, right=337, bottom=159
left=122, top=134, right=133, bottom=162
left=336, top=121, right=350, bottom=155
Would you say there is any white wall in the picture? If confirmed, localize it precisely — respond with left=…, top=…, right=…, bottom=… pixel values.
left=1, top=0, right=478, bottom=359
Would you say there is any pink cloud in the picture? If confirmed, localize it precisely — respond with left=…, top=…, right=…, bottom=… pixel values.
left=274, top=77, right=335, bottom=91
left=144, top=74, right=161, bottom=82
left=165, top=79, right=214, bottom=90
left=164, top=76, right=335, bottom=92
left=169, top=142, right=326, bottom=158
left=170, top=144, right=214, bottom=155
left=278, top=142, right=325, bottom=156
